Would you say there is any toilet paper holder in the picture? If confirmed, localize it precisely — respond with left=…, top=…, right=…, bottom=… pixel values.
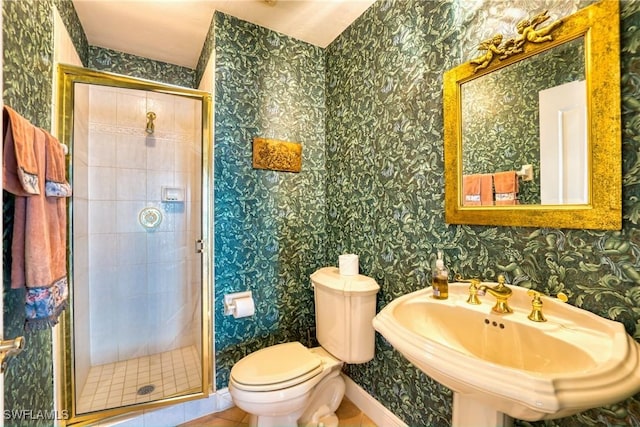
left=224, top=291, right=253, bottom=315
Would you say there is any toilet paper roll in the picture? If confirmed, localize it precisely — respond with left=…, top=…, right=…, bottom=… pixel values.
left=339, top=253, right=359, bottom=276
left=232, top=297, right=255, bottom=318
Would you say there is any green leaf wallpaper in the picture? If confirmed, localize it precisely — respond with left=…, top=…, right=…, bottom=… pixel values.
left=3, top=1, right=56, bottom=425
left=4, top=0, right=640, bottom=426
left=88, top=46, right=197, bottom=89
left=327, top=0, right=640, bottom=426
left=212, top=11, right=327, bottom=389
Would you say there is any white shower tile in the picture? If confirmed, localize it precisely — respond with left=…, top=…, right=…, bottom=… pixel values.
left=117, top=168, right=147, bottom=201
left=89, top=272, right=116, bottom=326
left=147, top=171, right=174, bottom=201
left=90, top=332, right=118, bottom=366
left=188, top=201, right=202, bottom=235
left=174, top=140, right=193, bottom=173
left=88, top=167, right=116, bottom=200
left=173, top=172, right=189, bottom=196
left=74, top=163, right=89, bottom=199
left=117, top=134, right=147, bottom=169
left=147, top=232, right=188, bottom=263
left=118, top=317, right=150, bottom=361
left=88, top=201, right=116, bottom=234
left=148, top=140, right=176, bottom=171
left=174, top=96, right=197, bottom=135
left=89, top=86, right=117, bottom=125
left=146, top=232, right=176, bottom=263
left=170, top=202, right=188, bottom=232
left=117, top=264, right=147, bottom=299
left=89, top=234, right=117, bottom=269
left=118, top=337, right=150, bottom=362
left=190, top=131, right=203, bottom=155
left=116, top=201, right=147, bottom=233
left=157, top=203, right=180, bottom=233
left=117, top=232, right=147, bottom=266
left=79, top=88, right=206, bottom=409
left=116, top=91, right=147, bottom=130
left=88, top=130, right=117, bottom=167
left=146, top=261, right=182, bottom=294
left=74, top=198, right=89, bottom=238
left=191, top=169, right=202, bottom=202
left=147, top=92, right=176, bottom=134
left=173, top=231, right=190, bottom=261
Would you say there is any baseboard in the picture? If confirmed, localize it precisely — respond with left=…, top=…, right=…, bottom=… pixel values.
left=176, top=378, right=404, bottom=427
left=214, top=387, right=234, bottom=412
left=342, top=374, right=407, bottom=427
left=99, top=389, right=229, bottom=426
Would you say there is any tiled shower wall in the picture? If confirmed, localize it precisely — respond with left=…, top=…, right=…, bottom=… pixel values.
left=72, top=83, right=91, bottom=391
left=74, top=85, right=203, bottom=387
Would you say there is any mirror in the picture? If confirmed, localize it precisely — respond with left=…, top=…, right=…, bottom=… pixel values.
left=444, top=0, right=621, bottom=229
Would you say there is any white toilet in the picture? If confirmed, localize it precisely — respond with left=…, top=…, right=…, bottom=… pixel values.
left=228, top=267, right=380, bottom=427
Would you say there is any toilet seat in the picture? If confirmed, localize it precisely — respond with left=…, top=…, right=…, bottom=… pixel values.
left=230, top=342, right=324, bottom=392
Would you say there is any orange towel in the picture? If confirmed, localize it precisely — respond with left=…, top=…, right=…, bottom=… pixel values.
left=463, top=174, right=493, bottom=206
left=3, top=106, right=40, bottom=195
left=463, top=174, right=481, bottom=206
left=44, top=131, right=72, bottom=197
left=480, top=174, right=494, bottom=206
left=494, top=171, right=518, bottom=205
left=3, top=107, right=70, bottom=330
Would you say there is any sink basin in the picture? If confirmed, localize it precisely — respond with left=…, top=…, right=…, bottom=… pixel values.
left=373, top=282, right=640, bottom=423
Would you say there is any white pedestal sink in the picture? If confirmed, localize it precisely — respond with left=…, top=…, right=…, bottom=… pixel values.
left=372, top=281, right=640, bottom=426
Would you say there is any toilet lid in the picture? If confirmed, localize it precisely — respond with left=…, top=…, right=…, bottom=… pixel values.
left=231, top=342, right=323, bottom=390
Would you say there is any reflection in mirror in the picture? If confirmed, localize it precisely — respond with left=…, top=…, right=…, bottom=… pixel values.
left=443, top=0, right=622, bottom=230
left=461, top=37, right=585, bottom=206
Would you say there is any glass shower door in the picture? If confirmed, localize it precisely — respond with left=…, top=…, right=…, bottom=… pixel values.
left=57, top=65, right=212, bottom=425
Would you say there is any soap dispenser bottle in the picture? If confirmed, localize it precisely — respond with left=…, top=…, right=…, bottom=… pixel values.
left=432, top=250, right=449, bottom=300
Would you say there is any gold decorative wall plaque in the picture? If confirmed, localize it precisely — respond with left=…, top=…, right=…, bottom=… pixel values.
left=252, top=137, right=302, bottom=173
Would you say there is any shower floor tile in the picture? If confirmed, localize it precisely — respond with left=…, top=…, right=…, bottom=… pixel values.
left=77, top=345, right=201, bottom=414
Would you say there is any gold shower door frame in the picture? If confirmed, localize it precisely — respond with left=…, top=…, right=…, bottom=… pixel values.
left=56, top=65, right=213, bottom=426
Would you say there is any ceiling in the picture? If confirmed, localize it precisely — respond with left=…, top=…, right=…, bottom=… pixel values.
left=71, top=0, right=377, bottom=69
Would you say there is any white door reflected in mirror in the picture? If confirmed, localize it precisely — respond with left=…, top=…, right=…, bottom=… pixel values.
left=539, top=80, right=588, bottom=205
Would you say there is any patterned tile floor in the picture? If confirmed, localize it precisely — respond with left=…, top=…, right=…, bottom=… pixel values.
left=179, top=397, right=377, bottom=427
left=77, top=346, right=201, bottom=413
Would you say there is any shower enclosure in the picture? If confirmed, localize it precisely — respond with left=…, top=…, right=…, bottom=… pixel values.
left=57, top=65, right=212, bottom=425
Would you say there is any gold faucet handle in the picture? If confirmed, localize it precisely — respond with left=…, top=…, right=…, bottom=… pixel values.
left=454, top=274, right=482, bottom=284
left=527, top=290, right=546, bottom=322
left=526, top=290, right=567, bottom=322
left=466, top=279, right=482, bottom=305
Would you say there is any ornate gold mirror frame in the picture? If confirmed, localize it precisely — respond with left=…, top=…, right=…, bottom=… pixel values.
left=444, top=0, right=621, bottom=229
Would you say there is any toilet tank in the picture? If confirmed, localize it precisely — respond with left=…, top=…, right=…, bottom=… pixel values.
left=310, top=267, right=380, bottom=364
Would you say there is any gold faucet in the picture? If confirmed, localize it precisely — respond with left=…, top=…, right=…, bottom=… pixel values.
left=453, top=275, right=483, bottom=305
left=466, top=278, right=482, bottom=305
left=527, top=290, right=546, bottom=322
left=478, top=275, right=513, bottom=314
left=527, top=289, right=569, bottom=322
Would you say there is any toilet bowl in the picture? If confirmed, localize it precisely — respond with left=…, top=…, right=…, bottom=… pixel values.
left=228, top=343, right=344, bottom=427
left=228, top=267, right=380, bottom=427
